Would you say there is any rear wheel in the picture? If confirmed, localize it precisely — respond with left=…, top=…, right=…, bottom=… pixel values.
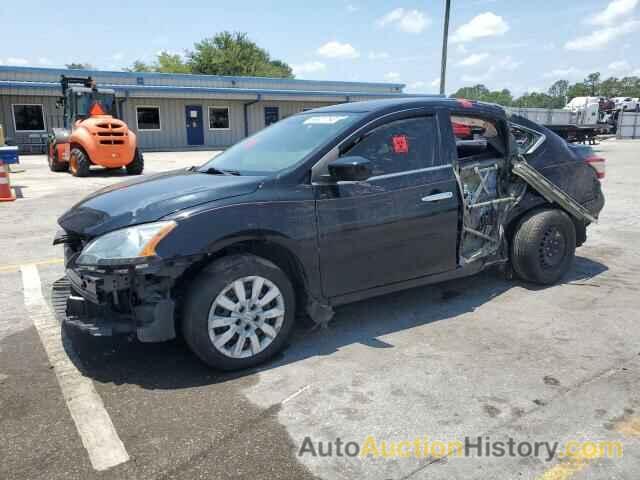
left=48, top=144, right=68, bottom=172
left=182, top=254, right=296, bottom=370
left=511, top=208, right=576, bottom=285
left=69, top=148, right=90, bottom=177
left=126, top=149, right=144, bottom=175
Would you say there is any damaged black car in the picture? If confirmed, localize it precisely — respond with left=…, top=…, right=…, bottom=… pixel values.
left=55, top=98, right=605, bottom=370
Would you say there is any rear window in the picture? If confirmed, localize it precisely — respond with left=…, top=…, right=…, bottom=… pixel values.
left=451, top=116, right=504, bottom=160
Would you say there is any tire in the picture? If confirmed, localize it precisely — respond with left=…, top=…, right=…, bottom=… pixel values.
left=511, top=208, right=576, bottom=285
left=182, top=254, right=296, bottom=370
left=126, top=149, right=144, bottom=175
left=69, top=148, right=90, bottom=177
left=48, top=144, right=68, bottom=172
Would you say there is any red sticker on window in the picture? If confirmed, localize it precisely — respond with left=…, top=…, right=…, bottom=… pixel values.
left=392, top=135, right=409, bottom=154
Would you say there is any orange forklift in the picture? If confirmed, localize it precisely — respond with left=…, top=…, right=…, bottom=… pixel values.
left=48, top=76, right=143, bottom=176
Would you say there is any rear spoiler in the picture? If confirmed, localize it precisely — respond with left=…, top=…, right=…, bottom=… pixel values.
left=512, top=157, right=598, bottom=224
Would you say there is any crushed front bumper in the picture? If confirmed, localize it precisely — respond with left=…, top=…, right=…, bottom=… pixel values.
left=59, top=260, right=186, bottom=342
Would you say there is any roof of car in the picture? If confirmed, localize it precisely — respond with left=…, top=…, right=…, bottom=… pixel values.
left=308, top=96, right=507, bottom=117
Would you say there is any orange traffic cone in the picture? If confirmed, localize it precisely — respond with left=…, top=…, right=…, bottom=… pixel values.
left=0, top=159, right=15, bottom=202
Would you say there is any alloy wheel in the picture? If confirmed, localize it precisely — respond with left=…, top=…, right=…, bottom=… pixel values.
left=207, top=276, right=285, bottom=359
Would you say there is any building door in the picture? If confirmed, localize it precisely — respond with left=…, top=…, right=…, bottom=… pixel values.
left=185, top=105, right=204, bottom=145
left=264, top=107, right=280, bottom=127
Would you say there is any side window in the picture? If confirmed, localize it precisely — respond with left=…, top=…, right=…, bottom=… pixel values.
left=344, top=116, right=437, bottom=177
left=451, top=115, right=504, bottom=161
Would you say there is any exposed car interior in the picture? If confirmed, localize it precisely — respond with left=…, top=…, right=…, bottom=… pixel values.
left=452, top=115, right=520, bottom=264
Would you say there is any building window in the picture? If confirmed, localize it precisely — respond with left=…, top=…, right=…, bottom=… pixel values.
left=209, top=107, right=230, bottom=130
left=12, top=104, right=45, bottom=132
left=136, top=106, right=161, bottom=131
left=264, top=107, right=279, bottom=126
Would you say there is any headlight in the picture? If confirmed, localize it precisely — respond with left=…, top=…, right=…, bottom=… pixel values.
left=76, top=221, right=177, bottom=265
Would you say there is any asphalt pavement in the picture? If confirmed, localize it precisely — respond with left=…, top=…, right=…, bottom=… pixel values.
left=1, top=142, right=639, bottom=480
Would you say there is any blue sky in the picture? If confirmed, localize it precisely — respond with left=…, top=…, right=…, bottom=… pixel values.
left=1, top=0, right=638, bottom=95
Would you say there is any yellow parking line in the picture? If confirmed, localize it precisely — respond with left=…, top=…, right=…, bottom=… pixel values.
left=538, top=416, right=638, bottom=480
left=615, top=416, right=640, bottom=437
left=0, top=258, right=63, bottom=273
left=537, top=455, right=589, bottom=480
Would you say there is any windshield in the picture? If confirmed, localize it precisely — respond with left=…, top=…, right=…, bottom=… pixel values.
left=76, top=92, right=116, bottom=117
left=199, top=112, right=364, bottom=175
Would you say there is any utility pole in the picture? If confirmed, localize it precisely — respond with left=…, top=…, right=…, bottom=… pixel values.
left=439, top=0, right=452, bottom=96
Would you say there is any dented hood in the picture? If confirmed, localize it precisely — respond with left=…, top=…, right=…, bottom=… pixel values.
left=58, top=169, right=262, bottom=237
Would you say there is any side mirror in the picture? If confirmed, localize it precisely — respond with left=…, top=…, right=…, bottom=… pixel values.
left=328, top=156, right=372, bottom=182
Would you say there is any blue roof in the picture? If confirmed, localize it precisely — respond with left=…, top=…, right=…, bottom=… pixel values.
left=0, top=80, right=423, bottom=100
left=0, top=65, right=406, bottom=90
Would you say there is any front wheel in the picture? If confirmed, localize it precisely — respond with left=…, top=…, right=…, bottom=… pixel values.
left=182, top=254, right=296, bottom=370
left=69, top=148, right=90, bottom=177
left=511, top=208, right=576, bottom=285
left=48, top=144, right=68, bottom=172
left=126, top=149, right=144, bottom=175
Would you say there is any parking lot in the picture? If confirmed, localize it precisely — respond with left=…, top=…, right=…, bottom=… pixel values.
left=1, top=141, right=639, bottom=480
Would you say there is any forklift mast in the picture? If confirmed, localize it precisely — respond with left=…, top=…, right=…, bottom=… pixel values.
left=61, top=75, right=96, bottom=95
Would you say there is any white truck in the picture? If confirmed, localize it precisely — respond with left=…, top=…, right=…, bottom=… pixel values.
left=611, top=97, right=640, bottom=112
left=506, top=97, right=611, bottom=144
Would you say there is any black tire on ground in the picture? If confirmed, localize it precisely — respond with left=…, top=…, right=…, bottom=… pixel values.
left=48, top=144, right=69, bottom=172
left=126, top=149, right=144, bottom=175
left=69, top=147, right=91, bottom=177
left=182, top=254, right=296, bottom=370
left=511, top=208, right=576, bottom=285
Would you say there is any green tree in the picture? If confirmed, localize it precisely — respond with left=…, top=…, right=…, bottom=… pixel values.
left=126, top=60, right=154, bottom=72
left=584, top=72, right=601, bottom=96
left=599, top=77, right=621, bottom=98
left=566, top=82, right=590, bottom=100
left=450, top=85, right=512, bottom=106
left=188, top=32, right=293, bottom=78
left=126, top=52, right=190, bottom=73
left=66, top=63, right=93, bottom=70
left=513, top=92, right=556, bottom=108
left=619, top=76, right=640, bottom=97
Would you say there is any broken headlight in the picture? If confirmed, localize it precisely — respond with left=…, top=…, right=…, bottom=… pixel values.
left=76, top=221, right=177, bottom=265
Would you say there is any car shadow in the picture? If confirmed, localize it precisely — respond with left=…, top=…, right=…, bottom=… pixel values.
left=61, top=255, right=608, bottom=389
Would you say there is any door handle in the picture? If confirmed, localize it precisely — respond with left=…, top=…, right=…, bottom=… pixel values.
left=422, top=191, right=453, bottom=202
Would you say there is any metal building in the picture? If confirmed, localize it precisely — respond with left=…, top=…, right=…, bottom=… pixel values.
left=0, top=66, right=410, bottom=152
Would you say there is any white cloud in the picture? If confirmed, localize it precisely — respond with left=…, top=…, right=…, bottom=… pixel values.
left=346, top=3, right=358, bottom=12
left=405, top=79, right=440, bottom=92
left=317, top=41, right=360, bottom=59
left=451, top=12, right=509, bottom=43
left=456, top=44, right=468, bottom=54
left=608, top=60, right=631, bottom=72
left=632, top=68, right=640, bottom=76
left=407, top=81, right=426, bottom=90
left=377, top=8, right=430, bottom=34
left=542, top=67, right=582, bottom=79
left=498, top=55, right=522, bottom=71
left=588, top=0, right=638, bottom=26
left=384, top=71, right=401, bottom=82
left=461, top=71, right=493, bottom=83
left=565, top=19, right=640, bottom=50
left=457, top=52, right=490, bottom=66
left=7, top=57, right=28, bottom=66
left=112, top=52, right=125, bottom=61
left=292, top=61, right=326, bottom=76
left=368, top=51, right=390, bottom=60
left=37, top=57, right=52, bottom=65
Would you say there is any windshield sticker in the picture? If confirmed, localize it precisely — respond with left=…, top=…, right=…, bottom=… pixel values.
left=243, top=137, right=259, bottom=149
left=392, top=135, right=409, bottom=154
left=303, top=116, right=349, bottom=125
